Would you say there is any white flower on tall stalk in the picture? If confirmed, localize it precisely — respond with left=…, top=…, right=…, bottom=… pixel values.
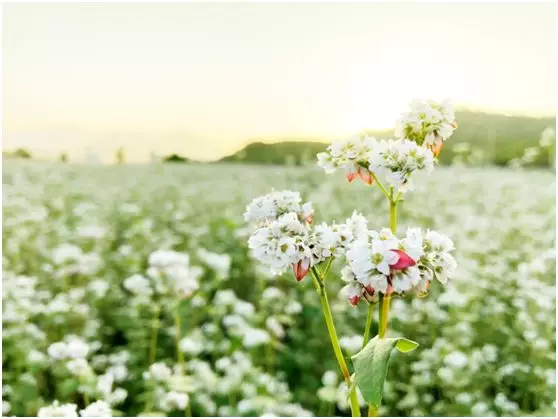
left=367, top=139, right=435, bottom=193
left=395, top=99, right=457, bottom=156
left=244, top=190, right=314, bottom=227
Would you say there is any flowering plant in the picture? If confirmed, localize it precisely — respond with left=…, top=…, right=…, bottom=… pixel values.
left=245, top=99, right=458, bottom=416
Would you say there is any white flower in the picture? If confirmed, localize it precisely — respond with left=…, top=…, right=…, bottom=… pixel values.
left=339, top=335, right=363, bottom=355
left=161, top=391, right=189, bottom=411
left=79, top=400, right=112, bottom=417
left=322, top=370, right=338, bottom=387
left=52, top=244, right=83, bottom=265
left=316, top=135, right=375, bottom=178
left=48, top=342, right=69, bottom=360
left=179, top=334, right=204, bottom=356
left=197, top=248, right=231, bottom=278
left=242, top=328, right=271, bottom=348
left=244, top=191, right=313, bottom=227
left=146, top=363, right=172, bottom=382
left=444, top=351, right=469, bottom=369
left=38, top=401, right=78, bottom=417
left=123, top=274, right=152, bottom=296
left=395, top=99, right=457, bottom=155
left=265, top=316, right=285, bottom=339
left=66, top=336, right=90, bottom=359
left=66, top=359, right=92, bottom=377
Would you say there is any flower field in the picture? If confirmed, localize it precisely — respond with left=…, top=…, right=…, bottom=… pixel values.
left=2, top=160, right=556, bottom=417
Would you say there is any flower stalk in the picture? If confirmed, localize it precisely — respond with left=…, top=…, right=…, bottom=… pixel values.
left=310, top=266, right=361, bottom=417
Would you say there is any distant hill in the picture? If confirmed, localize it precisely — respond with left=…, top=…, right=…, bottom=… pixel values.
left=219, top=111, right=556, bottom=167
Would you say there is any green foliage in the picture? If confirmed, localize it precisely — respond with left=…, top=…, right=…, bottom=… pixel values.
left=352, top=337, right=418, bottom=408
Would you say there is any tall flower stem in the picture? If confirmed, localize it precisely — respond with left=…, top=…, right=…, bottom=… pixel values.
left=362, top=303, right=374, bottom=349
left=366, top=187, right=398, bottom=417
left=310, top=267, right=361, bottom=417
left=148, top=304, right=160, bottom=365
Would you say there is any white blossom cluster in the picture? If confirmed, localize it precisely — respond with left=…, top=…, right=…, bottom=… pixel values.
left=37, top=400, right=112, bottom=417
left=317, top=136, right=435, bottom=192
left=124, top=249, right=203, bottom=300
left=342, top=228, right=456, bottom=306
left=243, top=190, right=314, bottom=227
left=142, top=363, right=192, bottom=413
left=394, top=99, right=457, bottom=156
left=246, top=192, right=368, bottom=281
left=317, top=99, right=457, bottom=191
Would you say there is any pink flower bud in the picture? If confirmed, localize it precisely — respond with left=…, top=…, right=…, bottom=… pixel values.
left=348, top=294, right=360, bottom=307
left=292, top=258, right=311, bottom=282
left=346, top=172, right=358, bottom=183
left=389, top=249, right=416, bottom=270
left=357, top=167, right=374, bottom=185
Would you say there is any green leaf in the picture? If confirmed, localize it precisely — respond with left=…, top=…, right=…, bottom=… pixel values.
left=351, top=336, right=419, bottom=408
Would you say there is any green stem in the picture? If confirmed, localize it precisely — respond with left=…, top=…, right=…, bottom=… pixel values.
left=310, top=267, right=361, bottom=417
left=389, top=197, right=397, bottom=235
left=174, top=304, right=184, bottom=368
left=148, top=304, right=160, bottom=365
left=378, top=294, right=391, bottom=338
left=83, top=391, right=90, bottom=407
left=362, top=303, right=374, bottom=349
left=370, top=171, right=390, bottom=199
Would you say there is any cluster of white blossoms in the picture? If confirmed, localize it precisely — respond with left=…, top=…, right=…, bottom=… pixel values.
left=37, top=400, right=112, bottom=417
left=342, top=228, right=457, bottom=306
left=244, top=190, right=314, bottom=227
left=394, top=99, right=457, bottom=156
left=317, top=99, right=456, bottom=191
left=142, top=363, right=191, bottom=413
left=246, top=191, right=369, bottom=281
left=124, top=250, right=203, bottom=300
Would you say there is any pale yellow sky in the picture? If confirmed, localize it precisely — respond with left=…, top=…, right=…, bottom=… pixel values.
left=3, top=2, right=556, bottom=161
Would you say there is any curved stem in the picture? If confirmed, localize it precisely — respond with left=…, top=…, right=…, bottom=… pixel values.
left=362, top=303, right=374, bottom=349
left=370, top=172, right=390, bottom=199
left=310, top=267, right=361, bottom=417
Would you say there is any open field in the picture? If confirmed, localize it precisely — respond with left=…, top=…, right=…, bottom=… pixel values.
left=2, top=161, right=556, bottom=417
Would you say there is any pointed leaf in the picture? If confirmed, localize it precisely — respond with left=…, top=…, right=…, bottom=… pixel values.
left=351, top=336, right=419, bottom=408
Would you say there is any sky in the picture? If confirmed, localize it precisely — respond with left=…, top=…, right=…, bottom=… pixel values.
left=2, top=2, right=556, bottom=162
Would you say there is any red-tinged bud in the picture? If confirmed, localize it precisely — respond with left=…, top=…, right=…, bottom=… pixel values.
left=385, top=283, right=395, bottom=296
left=357, top=167, right=374, bottom=185
left=292, top=258, right=311, bottom=282
left=364, top=285, right=374, bottom=295
left=346, top=172, right=357, bottom=183
left=389, top=249, right=416, bottom=270
left=305, top=214, right=313, bottom=224
left=348, top=294, right=360, bottom=307
left=451, top=121, right=458, bottom=129
left=429, top=141, right=445, bottom=157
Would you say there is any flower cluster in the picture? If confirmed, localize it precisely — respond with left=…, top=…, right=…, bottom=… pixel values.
left=395, top=99, right=457, bottom=156
left=37, top=400, right=112, bottom=417
left=342, top=228, right=456, bottom=306
left=246, top=192, right=368, bottom=281
left=317, top=99, right=457, bottom=190
left=124, top=250, right=202, bottom=300
left=142, top=363, right=192, bottom=413
left=244, top=190, right=313, bottom=227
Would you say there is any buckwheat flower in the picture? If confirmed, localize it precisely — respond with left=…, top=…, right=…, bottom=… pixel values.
left=262, top=287, right=285, bottom=301
left=244, top=191, right=313, bottom=227
left=123, top=274, right=152, bottom=296
left=66, top=336, right=90, bottom=359
left=66, top=359, right=92, bottom=377
left=284, top=300, right=302, bottom=315
left=368, top=139, right=435, bottom=192
left=444, top=351, right=469, bottom=369
left=145, top=363, right=172, bottom=382
left=197, top=248, right=231, bottom=278
left=79, top=400, right=112, bottom=417
left=317, top=135, right=376, bottom=184
left=395, top=99, right=457, bottom=156
left=242, top=328, right=271, bottom=348
left=322, top=370, right=339, bottom=387
left=161, top=391, right=189, bottom=411
left=265, top=316, right=285, bottom=339
left=148, top=250, right=190, bottom=269
left=52, top=244, right=83, bottom=265
left=339, top=335, right=364, bottom=355
left=2, top=401, right=10, bottom=416
left=179, top=334, right=204, bottom=356
left=48, top=341, right=69, bottom=360
left=38, top=401, right=78, bottom=417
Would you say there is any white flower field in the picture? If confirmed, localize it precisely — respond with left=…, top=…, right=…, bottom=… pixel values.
left=2, top=160, right=556, bottom=417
